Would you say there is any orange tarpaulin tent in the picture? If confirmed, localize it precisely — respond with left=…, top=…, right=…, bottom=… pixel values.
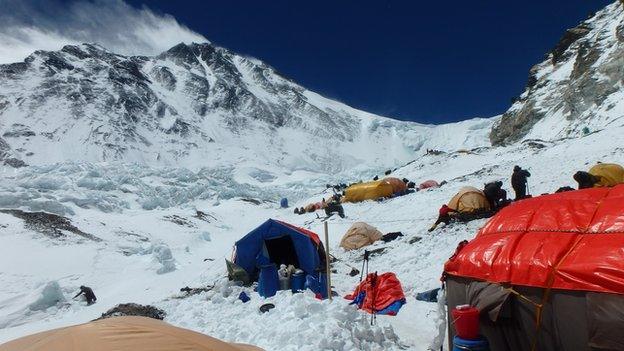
left=444, top=184, right=624, bottom=294
left=443, top=185, right=624, bottom=351
left=0, top=316, right=263, bottom=351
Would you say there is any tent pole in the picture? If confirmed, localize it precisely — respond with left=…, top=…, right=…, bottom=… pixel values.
left=324, top=221, right=332, bottom=301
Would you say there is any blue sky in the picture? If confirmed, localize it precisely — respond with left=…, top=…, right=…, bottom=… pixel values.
left=111, top=1, right=613, bottom=122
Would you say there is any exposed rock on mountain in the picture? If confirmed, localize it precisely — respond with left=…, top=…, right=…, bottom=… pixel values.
left=491, top=1, right=624, bottom=145
left=0, top=42, right=492, bottom=173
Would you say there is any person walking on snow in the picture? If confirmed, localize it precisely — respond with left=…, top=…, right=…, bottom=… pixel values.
left=511, top=165, right=531, bottom=200
left=74, top=285, right=97, bottom=305
left=429, top=204, right=456, bottom=232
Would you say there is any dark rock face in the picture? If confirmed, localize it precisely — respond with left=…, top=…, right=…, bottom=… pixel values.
left=97, top=303, right=166, bottom=320
left=0, top=136, right=26, bottom=168
left=551, top=25, right=592, bottom=65
left=0, top=209, right=100, bottom=241
left=491, top=3, right=624, bottom=145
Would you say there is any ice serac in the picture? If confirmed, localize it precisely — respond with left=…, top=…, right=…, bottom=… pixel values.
left=0, top=42, right=492, bottom=172
left=491, top=1, right=624, bottom=145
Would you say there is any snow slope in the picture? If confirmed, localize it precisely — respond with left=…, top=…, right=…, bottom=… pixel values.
left=1, top=123, right=622, bottom=350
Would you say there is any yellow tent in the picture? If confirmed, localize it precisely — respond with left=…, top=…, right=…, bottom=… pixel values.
left=589, top=163, right=624, bottom=187
left=343, top=180, right=394, bottom=203
left=0, top=316, right=263, bottom=351
left=448, top=186, right=491, bottom=213
left=340, top=222, right=383, bottom=251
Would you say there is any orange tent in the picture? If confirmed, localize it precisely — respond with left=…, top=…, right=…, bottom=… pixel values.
left=443, top=185, right=624, bottom=351
left=381, top=177, right=407, bottom=194
left=445, top=184, right=624, bottom=294
left=0, top=316, right=263, bottom=351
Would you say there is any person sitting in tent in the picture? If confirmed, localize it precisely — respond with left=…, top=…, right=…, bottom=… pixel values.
left=511, top=165, right=531, bottom=200
left=428, top=204, right=457, bottom=232
left=325, top=198, right=345, bottom=218
left=483, top=181, right=508, bottom=209
left=73, top=285, right=97, bottom=305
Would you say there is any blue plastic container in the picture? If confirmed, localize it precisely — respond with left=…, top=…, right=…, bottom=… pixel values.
left=238, top=291, right=250, bottom=303
left=291, top=271, right=305, bottom=293
left=452, top=336, right=489, bottom=351
left=257, top=264, right=278, bottom=298
left=280, top=198, right=289, bottom=208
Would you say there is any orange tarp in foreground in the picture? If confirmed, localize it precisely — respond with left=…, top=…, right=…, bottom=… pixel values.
left=0, top=316, right=263, bottom=351
left=444, top=184, right=624, bottom=294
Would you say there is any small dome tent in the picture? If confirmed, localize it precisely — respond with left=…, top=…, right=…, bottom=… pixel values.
left=343, top=180, right=394, bottom=203
left=418, top=180, right=439, bottom=190
left=443, top=185, right=624, bottom=351
left=0, top=316, right=263, bottom=351
left=589, top=163, right=624, bottom=187
left=447, top=186, right=490, bottom=213
left=340, top=222, right=383, bottom=251
left=232, top=219, right=326, bottom=282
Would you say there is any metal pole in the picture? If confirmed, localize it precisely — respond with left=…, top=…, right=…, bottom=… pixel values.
left=324, top=221, right=332, bottom=300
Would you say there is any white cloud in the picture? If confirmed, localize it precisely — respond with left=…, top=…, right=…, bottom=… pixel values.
left=0, top=0, right=207, bottom=64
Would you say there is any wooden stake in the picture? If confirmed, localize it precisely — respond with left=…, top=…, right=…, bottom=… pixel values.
left=324, top=221, right=332, bottom=300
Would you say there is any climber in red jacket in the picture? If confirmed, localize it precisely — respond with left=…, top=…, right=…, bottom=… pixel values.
left=428, top=204, right=456, bottom=232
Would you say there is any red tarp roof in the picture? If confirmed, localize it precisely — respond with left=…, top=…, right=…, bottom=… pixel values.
left=444, top=184, right=624, bottom=294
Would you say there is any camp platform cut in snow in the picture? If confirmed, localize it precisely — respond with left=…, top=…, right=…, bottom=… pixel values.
left=0, top=316, right=263, bottom=351
left=444, top=184, right=624, bottom=351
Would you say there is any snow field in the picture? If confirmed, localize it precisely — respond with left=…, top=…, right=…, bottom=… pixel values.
left=0, top=123, right=622, bottom=350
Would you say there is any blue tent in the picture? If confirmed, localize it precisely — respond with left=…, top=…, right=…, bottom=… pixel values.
left=233, top=219, right=326, bottom=280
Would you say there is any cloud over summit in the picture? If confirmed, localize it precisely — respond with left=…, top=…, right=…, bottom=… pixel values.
left=0, top=0, right=207, bottom=64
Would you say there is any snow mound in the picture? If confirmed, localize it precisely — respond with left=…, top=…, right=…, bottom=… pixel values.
left=162, top=280, right=401, bottom=351
left=150, top=243, right=176, bottom=275
left=28, top=282, right=66, bottom=312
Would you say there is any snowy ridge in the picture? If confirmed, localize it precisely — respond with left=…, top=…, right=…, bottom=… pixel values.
left=491, top=1, right=624, bottom=144
left=0, top=42, right=493, bottom=173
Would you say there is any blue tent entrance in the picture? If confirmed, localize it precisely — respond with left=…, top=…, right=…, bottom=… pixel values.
left=232, top=219, right=327, bottom=281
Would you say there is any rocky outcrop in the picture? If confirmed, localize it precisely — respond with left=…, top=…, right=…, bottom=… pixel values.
left=491, top=2, right=624, bottom=145
left=97, top=303, right=166, bottom=320
left=0, top=209, right=100, bottom=241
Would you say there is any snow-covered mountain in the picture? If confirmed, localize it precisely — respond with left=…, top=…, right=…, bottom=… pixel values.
left=0, top=42, right=492, bottom=173
left=491, top=1, right=624, bottom=145
left=4, top=2, right=624, bottom=351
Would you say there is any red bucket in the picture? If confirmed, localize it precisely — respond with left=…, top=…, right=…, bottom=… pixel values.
left=452, top=305, right=480, bottom=340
